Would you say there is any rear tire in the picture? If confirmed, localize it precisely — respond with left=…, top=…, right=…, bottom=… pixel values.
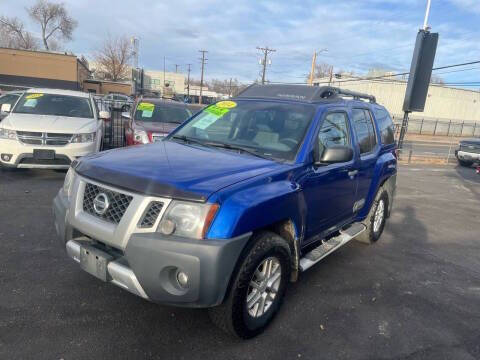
left=208, top=231, right=291, bottom=339
left=458, top=159, right=472, bottom=167
left=355, top=189, right=389, bottom=244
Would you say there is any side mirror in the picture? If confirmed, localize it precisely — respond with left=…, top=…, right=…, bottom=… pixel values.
left=1, top=103, right=11, bottom=113
left=121, top=111, right=131, bottom=119
left=315, top=145, right=353, bottom=166
left=99, top=110, right=110, bottom=120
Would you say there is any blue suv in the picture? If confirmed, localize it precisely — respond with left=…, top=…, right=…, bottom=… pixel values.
left=53, top=84, right=397, bottom=338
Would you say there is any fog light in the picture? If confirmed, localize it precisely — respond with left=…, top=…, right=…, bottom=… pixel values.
left=177, top=271, right=189, bottom=288
left=159, top=219, right=176, bottom=235
left=1, top=153, right=12, bottom=162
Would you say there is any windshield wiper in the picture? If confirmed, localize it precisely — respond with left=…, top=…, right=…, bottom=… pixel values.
left=171, top=135, right=212, bottom=148
left=205, top=141, right=272, bottom=160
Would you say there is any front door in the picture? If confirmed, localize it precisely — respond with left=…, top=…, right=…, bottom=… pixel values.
left=302, top=111, right=358, bottom=241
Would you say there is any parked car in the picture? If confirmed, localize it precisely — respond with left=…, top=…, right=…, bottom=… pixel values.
left=0, top=91, right=23, bottom=122
left=0, top=88, right=108, bottom=169
left=124, top=98, right=193, bottom=145
left=455, top=138, right=480, bottom=166
left=53, top=84, right=397, bottom=338
left=102, top=93, right=133, bottom=112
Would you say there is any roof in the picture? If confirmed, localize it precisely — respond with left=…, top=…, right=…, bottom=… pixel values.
left=25, top=88, right=90, bottom=98
left=235, top=84, right=376, bottom=104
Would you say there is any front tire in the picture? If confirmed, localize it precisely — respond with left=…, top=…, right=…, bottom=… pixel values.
left=209, top=231, right=291, bottom=339
left=356, top=189, right=389, bottom=244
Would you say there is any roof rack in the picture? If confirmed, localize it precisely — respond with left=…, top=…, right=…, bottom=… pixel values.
left=235, top=84, right=376, bottom=103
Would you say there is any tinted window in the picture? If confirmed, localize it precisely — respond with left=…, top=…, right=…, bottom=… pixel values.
left=135, top=103, right=192, bottom=124
left=318, top=112, right=350, bottom=157
left=0, top=94, right=19, bottom=106
left=374, top=107, right=395, bottom=145
left=173, top=101, right=315, bottom=161
left=13, top=93, right=93, bottom=118
left=352, top=108, right=376, bottom=154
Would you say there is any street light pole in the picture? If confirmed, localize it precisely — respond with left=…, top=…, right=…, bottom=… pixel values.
left=423, top=0, right=432, bottom=30
left=308, top=48, right=328, bottom=85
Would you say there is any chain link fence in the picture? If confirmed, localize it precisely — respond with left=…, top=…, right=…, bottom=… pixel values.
left=392, top=115, right=480, bottom=137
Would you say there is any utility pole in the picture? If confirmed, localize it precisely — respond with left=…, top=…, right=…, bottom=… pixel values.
left=175, top=64, right=180, bottom=73
left=308, top=48, right=328, bottom=85
left=163, top=56, right=166, bottom=88
left=328, top=67, right=333, bottom=86
left=199, top=50, right=208, bottom=104
left=256, top=46, right=276, bottom=84
left=186, top=63, right=191, bottom=98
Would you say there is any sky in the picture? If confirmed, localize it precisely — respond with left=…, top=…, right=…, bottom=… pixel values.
left=1, top=0, right=479, bottom=86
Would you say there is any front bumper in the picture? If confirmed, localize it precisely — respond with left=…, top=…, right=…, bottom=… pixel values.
left=53, top=190, right=251, bottom=307
left=456, top=150, right=480, bottom=162
left=0, top=138, right=97, bottom=169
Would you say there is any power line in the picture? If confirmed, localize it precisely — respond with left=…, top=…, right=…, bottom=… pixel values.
left=256, top=46, right=276, bottom=84
left=199, top=50, right=208, bottom=104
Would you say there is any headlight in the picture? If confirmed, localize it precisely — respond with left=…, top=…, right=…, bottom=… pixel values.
left=71, top=132, right=96, bottom=143
left=63, top=167, right=75, bottom=198
left=157, top=201, right=219, bottom=239
left=0, top=128, right=16, bottom=140
left=134, top=129, right=149, bottom=144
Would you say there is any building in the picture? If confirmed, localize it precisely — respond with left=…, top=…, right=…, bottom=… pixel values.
left=83, top=79, right=132, bottom=95
left=0, top=47, right=90, bottom=91
left=143, top=70, right=185, bottom=96
left=313, top=75, right=480, bottom=122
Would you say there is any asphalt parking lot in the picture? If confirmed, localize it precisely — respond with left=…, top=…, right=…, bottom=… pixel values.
left=1, top=164, right=479, bottom=360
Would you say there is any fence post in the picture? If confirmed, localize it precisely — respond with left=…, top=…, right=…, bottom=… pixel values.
left=433, top=119, right=438, bottom=135
left=419, top=118, right=424, bottom=134
left=447, top=120, right=451, bottom=136
left=460, top=121, right=464, bottom=137
left=474, top=122, right=477, bottom=137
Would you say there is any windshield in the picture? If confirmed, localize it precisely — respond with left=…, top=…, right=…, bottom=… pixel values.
left=134, top=102, right=192, bottom=124
left=170, top=100, right=315, bottom=161
left=13, top=93, right=94, bottom=118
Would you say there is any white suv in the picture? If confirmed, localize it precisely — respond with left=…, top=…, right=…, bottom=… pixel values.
left=0, top=88, right=109, bottom=169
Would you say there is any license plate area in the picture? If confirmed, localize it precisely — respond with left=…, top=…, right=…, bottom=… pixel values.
left=33, top=149, right=55, bottom=160
left=80, top=244, right=113, bottom=282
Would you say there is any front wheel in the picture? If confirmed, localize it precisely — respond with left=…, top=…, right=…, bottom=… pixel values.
left=209, top=232, right=291, bottom=339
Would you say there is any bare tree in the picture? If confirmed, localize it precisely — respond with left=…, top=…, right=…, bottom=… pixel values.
left=93, top=35, right=132, bottom=81
left=27, top=0, right=77, bottom=51
left=307, top=62, right=334, bottom=81
left=0, top=16, right=38, bottom=49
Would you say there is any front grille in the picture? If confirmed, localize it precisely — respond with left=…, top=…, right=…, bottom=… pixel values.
left=139, top=201, right=163, bottom=228
left=152, top=133, right=166, bottom=142
left=83, top=183, right=133, bottom=224
left=460, top=144, right=480, bottom=154
left=16, top=131, right=73, bottom=146
left=19, top=157, right=71, bottom=165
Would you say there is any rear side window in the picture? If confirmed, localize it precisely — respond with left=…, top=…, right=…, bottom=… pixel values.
left=352, top=108, right=377, bottom=154
left=374, top=107, right=395, bottom=145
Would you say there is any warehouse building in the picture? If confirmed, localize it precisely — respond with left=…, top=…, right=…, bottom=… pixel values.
left=313, top=76, right=480, bottom=122
left=0, top=47, right=90, bottom=91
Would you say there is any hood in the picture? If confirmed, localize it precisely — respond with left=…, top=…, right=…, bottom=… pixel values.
left=135, top=121, right=180, bottom=134
left=75, top=140, right=284, bottom=202
left=2, top=113, right=96, bottom=133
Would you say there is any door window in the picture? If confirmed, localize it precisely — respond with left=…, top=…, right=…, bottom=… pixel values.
left=317, top=112, right=350, bottom=158
left=352, top=109, right=377, bottom=154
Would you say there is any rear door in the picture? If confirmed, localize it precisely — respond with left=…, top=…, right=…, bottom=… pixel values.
left=303, top=110, right=359, bottom=240
left=351, top=108, right=379, bottom=211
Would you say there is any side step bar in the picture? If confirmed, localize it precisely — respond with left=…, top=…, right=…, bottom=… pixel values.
left=299, top=223, right=366, bottom=272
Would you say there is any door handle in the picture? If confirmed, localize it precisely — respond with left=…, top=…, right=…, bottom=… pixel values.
left=348, top=170, right=358, bottom=178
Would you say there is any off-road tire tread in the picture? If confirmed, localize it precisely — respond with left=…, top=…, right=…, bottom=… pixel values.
left=208, top=231, right=291, bottom=338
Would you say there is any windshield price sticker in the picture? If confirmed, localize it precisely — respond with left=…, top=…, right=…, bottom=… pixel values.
left=24, top=99, right=38, bottom=107
left=205, top=106, right=230, bottom=117
left=137, top=102, right=155, bottom=112
left=215, top=100, right=237, bottom=109
left=192, top=113, right=220, bottom=130
left=142, top=110, right=153, bottom=118
left=26, top=93, right=44, bottom=99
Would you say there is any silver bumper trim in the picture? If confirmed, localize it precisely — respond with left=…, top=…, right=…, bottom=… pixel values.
left=66, top=239, right=149, bottom=300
